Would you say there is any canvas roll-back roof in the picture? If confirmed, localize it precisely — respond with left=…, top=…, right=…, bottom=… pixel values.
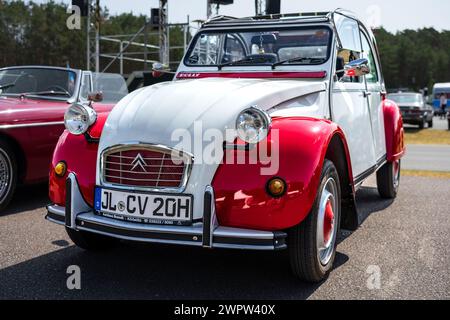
left=201, top=9, right=359, bottom=29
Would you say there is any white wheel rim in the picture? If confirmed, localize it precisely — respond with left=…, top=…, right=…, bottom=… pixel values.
left=316, top=177, right=339, bottom=266
left=0, top=148, right=12, bottom=202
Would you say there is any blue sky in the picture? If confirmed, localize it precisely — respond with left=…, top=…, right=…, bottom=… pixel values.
left=32, top=0, right=450, bottom=32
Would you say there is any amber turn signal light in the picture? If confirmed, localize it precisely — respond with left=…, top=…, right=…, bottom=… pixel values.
left=266, top=177, right=287, bottom=198
left=54, top=161, right=67, bottom=177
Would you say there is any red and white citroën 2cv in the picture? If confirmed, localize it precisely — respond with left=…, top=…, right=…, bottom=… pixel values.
left=46, top=10, right=405, bottom=282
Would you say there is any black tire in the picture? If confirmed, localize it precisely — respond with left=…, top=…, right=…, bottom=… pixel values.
left=66, top=227, right=118, bottom=251
left=376, top=160, right=401, bottom=199
left=419, top=120, right=425, bottom=129
left=0, top=141, right=18, bottom=212
left=428, top=118, right=433, bottom=128
left=288, top=160, right=341, bottom=283
left=448, top=119, right=450, bottom=131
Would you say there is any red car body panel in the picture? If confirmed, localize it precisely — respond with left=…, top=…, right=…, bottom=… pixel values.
left=49, top=116, right=354, bottom=231
left=382, top=99, right=406, bottom=162
left=49, top=131, right=98, bottom=206
left=0, top=96, right=113, bottom=184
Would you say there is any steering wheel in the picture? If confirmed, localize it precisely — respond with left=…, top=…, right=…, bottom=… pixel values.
left=45, top=85, right=70, bottom=96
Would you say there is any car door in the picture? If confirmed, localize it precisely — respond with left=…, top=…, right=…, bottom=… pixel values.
left=332, top=14, right=377, bottom=180
left=360, top=31, right=386, bottom=162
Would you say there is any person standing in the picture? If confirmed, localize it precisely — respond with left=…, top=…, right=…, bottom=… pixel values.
left=440, top=93, right=448, bottom=119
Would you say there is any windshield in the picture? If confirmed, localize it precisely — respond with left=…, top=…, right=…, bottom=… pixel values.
left=92, top=73, right=128, bottom=103
left=388, top=94, right=422, bottom=104
left=185, top=27, right=331, bottom=67
left=0, top=68, right=77, bottom=99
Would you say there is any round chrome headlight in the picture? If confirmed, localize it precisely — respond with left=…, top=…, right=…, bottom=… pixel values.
left=64, top=103, right=97, bottom=135
left=236, top=106, right=271, bottom=144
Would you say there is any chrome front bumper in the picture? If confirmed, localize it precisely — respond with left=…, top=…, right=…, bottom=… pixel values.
left=46, top=173, right=287, bottom=251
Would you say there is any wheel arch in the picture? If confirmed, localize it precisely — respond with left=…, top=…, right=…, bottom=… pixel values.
left=324, top=132, right=359, bottom=231
left=0, top=132, right=27, bottom=183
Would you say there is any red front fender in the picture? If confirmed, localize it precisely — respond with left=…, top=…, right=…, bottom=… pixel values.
left=49, top=113, right=108, bottom=206
left=212, top=117, right=353, bottom=231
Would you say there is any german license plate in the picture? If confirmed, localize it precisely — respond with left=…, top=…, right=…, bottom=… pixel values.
left=94, top=187, right=193, bottom=225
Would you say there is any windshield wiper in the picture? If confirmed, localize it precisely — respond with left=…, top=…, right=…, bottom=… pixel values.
left=271, top=57, right=325, bottom=69
left=20, top=90, right=71, bottom=98
left=218, top=56, right=273, bottom=70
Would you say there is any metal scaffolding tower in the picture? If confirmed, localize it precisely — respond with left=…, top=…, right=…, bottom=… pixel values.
left=159, top=0, right=169, bottom=65
left=87, top=0, right=100, bottom=72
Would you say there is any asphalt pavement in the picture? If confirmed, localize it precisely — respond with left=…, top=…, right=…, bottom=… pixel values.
left=402, top=144, right=450, bottom=172
left=402, top=118, right=450, bottom=172
left=0, top=175, right=449, bottom=300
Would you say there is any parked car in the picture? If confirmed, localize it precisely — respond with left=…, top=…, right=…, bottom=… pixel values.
left=0, top=66, right=128, bottom=210
left=388, top=92, right=433, bottom=129
left=46, top=10, right=405, bottom=282
left=432, top=83, right=450, bottom=116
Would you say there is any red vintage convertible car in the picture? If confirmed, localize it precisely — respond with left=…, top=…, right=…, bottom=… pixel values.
left=0, top=66, right=128, bottom=210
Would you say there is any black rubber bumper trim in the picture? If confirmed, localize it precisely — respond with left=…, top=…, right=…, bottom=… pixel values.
left=214, top=231, right=287, bottom=250
left=46, top=211, right=65, bottom=224
left=202, top=191, right=212, bottom=247
left=76, top=220, right=204, bottom=243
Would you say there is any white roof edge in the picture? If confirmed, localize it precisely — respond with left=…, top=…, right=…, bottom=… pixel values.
left=433, top=83, right=450, bottom=88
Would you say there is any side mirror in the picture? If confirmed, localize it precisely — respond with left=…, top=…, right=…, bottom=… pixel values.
left=152, top=62, right=171, bottom=78
left=344, top=58, right=370, bottom=77
left=87, top=91, right=103, bottom=103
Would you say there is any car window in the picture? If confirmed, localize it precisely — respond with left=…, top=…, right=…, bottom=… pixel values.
left=187, top=33, right=222, bottom=65
left=361, top=33, right=379, bottom=84
left=334, top=14, right=361, bottom=52
left=186, top=27, right=332, bottom=67
left=79, top=73, right=91, bottom=101
left=92, top=73, right=128, bottom=103
left=334, top=14, right=363, bottom=83
left=222, top=34, right=246, bottom=64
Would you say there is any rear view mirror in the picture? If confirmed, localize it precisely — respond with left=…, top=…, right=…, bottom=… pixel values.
left=152, top=62, right=174, bottom=78
left=250, top=34, right=277, bottom=45
left=344, top=58, right=370, bottom=77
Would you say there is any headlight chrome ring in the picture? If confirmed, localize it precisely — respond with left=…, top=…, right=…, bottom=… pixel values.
left=236, top=106, right=271, bottom=144
left=64, top=103, right=97, bottom=135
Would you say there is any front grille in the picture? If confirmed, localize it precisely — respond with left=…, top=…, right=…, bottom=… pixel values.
left=102, top=145, right=191, bottom=190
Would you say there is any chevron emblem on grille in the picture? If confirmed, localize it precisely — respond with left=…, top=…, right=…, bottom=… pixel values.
left=130, top=153, right=148, bottom=172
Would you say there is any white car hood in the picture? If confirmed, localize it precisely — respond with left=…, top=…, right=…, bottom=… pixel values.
left=97, top=77, right=326, bottom=219
left=100, top=78, right=325, bottom=148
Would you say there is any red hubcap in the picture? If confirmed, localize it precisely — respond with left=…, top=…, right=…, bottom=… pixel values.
left=323, top=200, right=334, bottom=244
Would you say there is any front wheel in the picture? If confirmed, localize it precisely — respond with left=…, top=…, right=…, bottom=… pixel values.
left=377, top=159, right=401, bottom=199
left=0, top=141, right=18, bottom=212
left=66, top=227, right=118, bottom=251
left=428, top=118, right=433, bottom=128
left=288, top=160, right=341, bottom=282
